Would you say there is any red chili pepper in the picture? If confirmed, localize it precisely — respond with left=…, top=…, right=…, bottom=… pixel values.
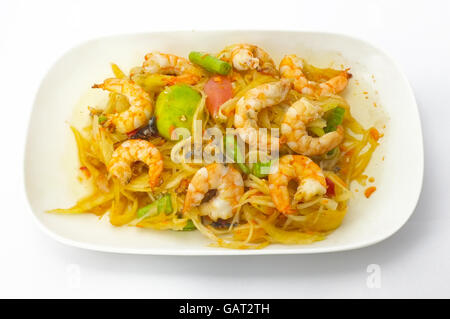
left=127, top=129, right=138, bottom=138
left=325, top=177, right=335, bottom=197
left=79, top=166, right=91, bottom=178
left=365, top=186, right=377, bottom=198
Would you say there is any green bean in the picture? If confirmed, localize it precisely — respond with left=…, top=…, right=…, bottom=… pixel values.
left=137, top=194, right=172, bottom=218
left=181, top=220, right=196, bottom=231
left=224, top=134, right=250, bottom=174
left=252, top=161, right=273, bottom=178
left=157, top=194, right=173, bottom=215
left=98, top=115, right=108, bottom=125
left=308, top=126, right=325, bottom=137
left=189, top=51, right=231, bottom=75
left=324, top=107, right=346, bottom=133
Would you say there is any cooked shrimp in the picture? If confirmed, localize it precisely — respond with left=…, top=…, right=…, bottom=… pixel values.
left=218, top=44, right=278, bottom=75
left=142, top=52, right=202, bottom=85
left=269, top=155, right=327, bottom=214
left=281, top=97, right=344, bottom=156
left=234, top=79, right=290, bottom=146
left=183, top=163, right=244, bottom=221
left=108, top=139, right=163, bottom=186
left=92, top=78, right=152, bottom=134
left=280, top=54, right=350, bottom=96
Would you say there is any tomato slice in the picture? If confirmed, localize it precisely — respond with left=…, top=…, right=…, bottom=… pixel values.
left=204, top=76, right=233, bottom=118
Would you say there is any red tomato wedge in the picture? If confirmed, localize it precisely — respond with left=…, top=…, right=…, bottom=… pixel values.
left=204, top=76, right=233, bottom=118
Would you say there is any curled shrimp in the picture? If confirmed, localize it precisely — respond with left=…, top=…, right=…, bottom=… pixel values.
left=281, top=97, right=344, bottom=156
left=108, top=139, right=163, bottom=186
left=280, top=54, right=351, bottom=96
left=142, top=52, right=202, bottom=85
left=234, top=79, right=290, bottom=146
left=183, top=163, right=244, bottom=221
left=269, top=155, right=327, bottom=214
left=92, top=78, right=152, bottom=134
left=218, top=44, right=278, bottom=75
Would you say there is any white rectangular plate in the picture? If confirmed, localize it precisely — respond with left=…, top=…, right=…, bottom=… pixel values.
left=24, top=31, right=423, bottom=255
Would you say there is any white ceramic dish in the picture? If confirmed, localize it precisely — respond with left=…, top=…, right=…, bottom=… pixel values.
left=24, top=31, right=423, bottom=255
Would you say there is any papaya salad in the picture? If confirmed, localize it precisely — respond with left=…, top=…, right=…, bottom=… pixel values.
left=50, top=44, right=381, bottom=249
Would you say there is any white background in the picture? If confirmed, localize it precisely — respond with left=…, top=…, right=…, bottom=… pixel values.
left=1, top=0, right=449, bottom=298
